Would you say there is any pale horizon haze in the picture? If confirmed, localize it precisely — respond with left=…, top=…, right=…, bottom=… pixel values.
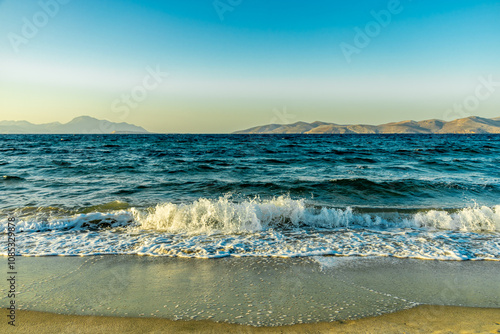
left=0, top=0, right=499, bottom=133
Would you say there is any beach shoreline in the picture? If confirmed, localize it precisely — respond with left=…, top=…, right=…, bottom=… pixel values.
left=2, top=305, right=500, bottom=333
left=1, top=255, right=499, bottom=328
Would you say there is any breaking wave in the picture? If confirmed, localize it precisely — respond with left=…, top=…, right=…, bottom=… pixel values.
left=0, top=196, right=499, bottom=260
left=2, top=196, right=499, bottom=234
left=135, top=196, right=500, bottom=233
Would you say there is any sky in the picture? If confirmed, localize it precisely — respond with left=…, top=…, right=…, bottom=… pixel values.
left=0, top=0, right=499, bottom=133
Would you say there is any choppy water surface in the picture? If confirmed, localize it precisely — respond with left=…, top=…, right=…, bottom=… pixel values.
left=1, top=134, right=499, bottom=260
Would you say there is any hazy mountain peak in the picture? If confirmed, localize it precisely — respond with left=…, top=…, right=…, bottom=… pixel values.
left=68, top=116, right=98, bottom=123
left=0, top=120, right=34, bottom=126
left=0, top=116, right=149, bottom=134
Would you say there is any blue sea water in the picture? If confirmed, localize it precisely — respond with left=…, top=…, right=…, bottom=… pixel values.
left=1, top=134, right=499, bottom=260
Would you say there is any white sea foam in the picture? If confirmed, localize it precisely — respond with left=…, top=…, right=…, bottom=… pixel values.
left=6, top=211, right=133, bottom=233
left=133, top=196, right=500, bottom=233
left=2, top=196, right=500, bottom=234
left=133, top=196, right=354, bottom=234
left=1, top=197, right=499, bottom=260
left=407, top=206, right=500, bottom=231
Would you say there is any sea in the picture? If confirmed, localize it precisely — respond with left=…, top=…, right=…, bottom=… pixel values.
left=1, top=134, right=499, bottom=261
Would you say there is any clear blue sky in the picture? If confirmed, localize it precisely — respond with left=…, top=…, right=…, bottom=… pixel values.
left=0, top=0, right=499, bottom=133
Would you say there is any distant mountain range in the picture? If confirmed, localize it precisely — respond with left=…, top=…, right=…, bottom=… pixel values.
left=3, top=115, right=500, bottom=134
left=234, top=116, right=500, bottom=134
left=0, top=116, right=149, bottom=134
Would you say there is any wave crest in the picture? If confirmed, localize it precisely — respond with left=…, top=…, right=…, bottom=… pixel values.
left=2, top=197, right=499, bottom=234
left=409, top=206, right=500, bottom=231
left=134, top=196, right=500, bottom=233
left=6, top=212, right=133, bottom=232
left=134, top=196, right=353, bottom=233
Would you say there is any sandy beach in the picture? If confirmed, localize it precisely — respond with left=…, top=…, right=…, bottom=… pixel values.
left=2, top=0, right=499, bottom=332
left=1, top=255, right=499, bottom=333
left=2, top=305, right=499, bottom=333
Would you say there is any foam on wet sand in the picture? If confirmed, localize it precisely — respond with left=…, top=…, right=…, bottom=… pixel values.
left=0, top=255, right=499, bottom=329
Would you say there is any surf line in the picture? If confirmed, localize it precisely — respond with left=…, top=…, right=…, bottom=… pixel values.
left=6, top=216, right=17, bottom=326
left=330, top=266, right=419, bottom=311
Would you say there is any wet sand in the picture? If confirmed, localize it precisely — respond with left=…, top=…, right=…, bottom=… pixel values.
left=1, top=255, right=499, bottom=332
left=2, top=305, right=500, bottom=333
